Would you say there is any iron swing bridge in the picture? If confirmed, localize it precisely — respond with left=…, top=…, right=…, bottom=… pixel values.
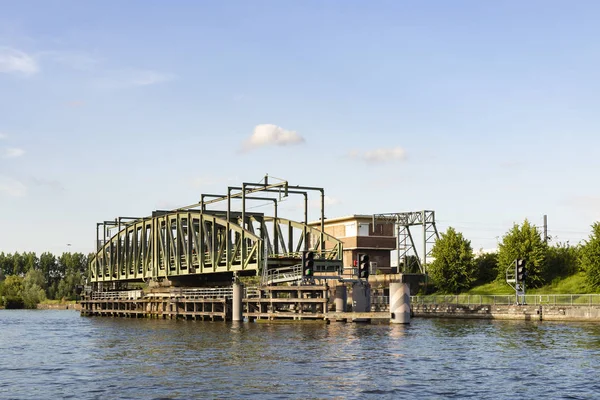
left=88, top=177, right=344, bottom=288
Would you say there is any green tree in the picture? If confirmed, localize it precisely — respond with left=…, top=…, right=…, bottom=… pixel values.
left=39, top=252, right=56, bottom=291
left=580, top=222, right=600, bottom=290
left=546, top=242, right=580, bottom=282
left=0, top=275, right=24, bottom=308
left=429, top=227, right=475, bottom=293
left=22, top=269, right=46, bottom=309
left=473, top=251, right=498, bottom=286
left=12, top=252, right=26, bottom=276
left=55, top=252, right=87, bottom=300
left=497, top=220, right=547, bottom=288
left=399, top=255, right=421, bottom=273
left=23, top=252, right=39, bottom=273
left=0, top=252, right=13, bottom=276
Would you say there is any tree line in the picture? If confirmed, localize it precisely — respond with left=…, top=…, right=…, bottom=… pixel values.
left=0, top=252, right=88, bottom=308
left=428, top=220, right=600, bottom=294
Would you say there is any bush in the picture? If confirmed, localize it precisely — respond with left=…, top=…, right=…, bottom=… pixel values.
left=580, top=222, right=600, bottom=290
left=428, top=227, right=475, bottom=294
left=474, top=252, right=498, bottom=285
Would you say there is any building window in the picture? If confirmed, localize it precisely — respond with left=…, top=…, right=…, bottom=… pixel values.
left=358, top=223, right=369, bottom=237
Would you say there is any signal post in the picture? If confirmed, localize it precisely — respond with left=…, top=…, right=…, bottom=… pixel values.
left=352, top=254, right=371, bottom=313
left=506, top=259, right=528, bottom=305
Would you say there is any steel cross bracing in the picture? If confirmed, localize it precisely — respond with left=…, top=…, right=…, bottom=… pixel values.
left=89, top=176, right=343, bottom=285
left=373, top=210, right=439, bottom=274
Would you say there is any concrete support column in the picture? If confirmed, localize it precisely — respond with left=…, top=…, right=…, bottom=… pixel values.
left=232, top=282, right=244, bottom=322
left=352, top=281, right=371, bottom=312
left=335, top=285, right=347, bottom=312
left=390, top=282, right=410, bottom=324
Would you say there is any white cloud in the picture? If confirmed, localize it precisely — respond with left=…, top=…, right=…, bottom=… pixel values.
left=243, top=124, right=305, bottom=152
left=0, top=177, right=27, bottom=197
left=0, top=47, right=39, bottom=76
left=349, top=146, right=407, bottom=164
left=3, top=147, right=25, bottom=158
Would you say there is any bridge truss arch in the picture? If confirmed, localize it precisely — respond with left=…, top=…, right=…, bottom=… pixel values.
left=89, top=177, right=344, bottom=286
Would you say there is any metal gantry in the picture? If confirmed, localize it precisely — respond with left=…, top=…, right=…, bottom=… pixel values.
left=373, top=210, right=439, bottom=274
left=89, top=176, right=344, bottom=286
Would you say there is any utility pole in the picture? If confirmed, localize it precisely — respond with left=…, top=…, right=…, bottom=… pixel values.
left=543, top=214, right=548, bottom=244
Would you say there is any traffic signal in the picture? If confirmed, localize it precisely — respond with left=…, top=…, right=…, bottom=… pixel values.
left=302, top=251, right=314, bottom=278
left=358, top=253, right=370, bottom=280
left=516, top=259, right=527, bottom=282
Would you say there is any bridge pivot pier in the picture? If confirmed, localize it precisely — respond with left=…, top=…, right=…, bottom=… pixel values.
left=244, top=284, right=329, bottom=321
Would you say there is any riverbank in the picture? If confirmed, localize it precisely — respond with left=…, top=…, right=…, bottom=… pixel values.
left=412, top=303, right=600, bottom=322
left=37, top=302, right=81, bottom=310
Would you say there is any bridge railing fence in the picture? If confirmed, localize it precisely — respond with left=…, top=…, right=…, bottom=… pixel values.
left=91, top=290, right=143, bottom=300
left=172, top=287, right=234, bottom=299
left=410, top=294, right=600, bottom=306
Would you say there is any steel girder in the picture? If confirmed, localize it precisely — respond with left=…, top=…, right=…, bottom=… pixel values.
left=373, top=210, right=439, bottom=274
left=90, top=211, right=262, bottom=283
left=89, top=212, right=344, bottom=283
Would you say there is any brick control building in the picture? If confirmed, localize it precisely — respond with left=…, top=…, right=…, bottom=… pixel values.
left=310, top=215, right=396, bottom=275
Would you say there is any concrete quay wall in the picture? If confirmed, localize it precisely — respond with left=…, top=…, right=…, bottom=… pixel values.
left=412, top=304, right=600, bottom=322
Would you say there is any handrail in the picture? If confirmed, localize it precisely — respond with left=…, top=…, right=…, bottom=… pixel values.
left=171, top=287, right=234, bottom=299
left=265, top=264, right=303, bottom=284
left=91, top=290, right=142, bottom=300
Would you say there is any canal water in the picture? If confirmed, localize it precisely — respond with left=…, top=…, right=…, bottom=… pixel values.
left=0, top=311, right=599, bottom=399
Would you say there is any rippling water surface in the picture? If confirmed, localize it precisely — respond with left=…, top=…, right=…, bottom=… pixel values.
left=1, top=310, right=599, bottom=399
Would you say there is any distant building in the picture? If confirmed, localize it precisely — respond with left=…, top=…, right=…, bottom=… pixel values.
left=309, top=215, right=396, bottom=275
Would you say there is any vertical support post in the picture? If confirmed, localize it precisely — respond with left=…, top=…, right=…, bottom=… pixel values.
left=232, top=281, right=244, bottom=322
left=274, top=195, right=278, bottom=255
left=226, top=188, right=231, bottom=268
left=390, top=282, right=410, bottom=324
left=335, top=285, right=347, bottom=312
left=116, top=218, right=121, bottom=279
left=422, top=211, right=426, bottom=274
left=320, top=189, right=325, bottom=254
left=303, top=193, right=308, bottom=252
left=241, top=184, right=246, bottom=264
left=543, top=214, right=548, bottom=244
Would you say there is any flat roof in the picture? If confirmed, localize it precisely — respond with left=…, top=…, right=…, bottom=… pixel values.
left=308, top=214, right=389, bottom=225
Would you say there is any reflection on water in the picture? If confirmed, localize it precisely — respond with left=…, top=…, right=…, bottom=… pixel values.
left=0, top=311, right=599, bottom=399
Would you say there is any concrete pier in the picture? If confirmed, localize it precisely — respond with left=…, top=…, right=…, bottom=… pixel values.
left=335, top=285, right=347, bottom=313
left=232, top=282, right=244, bottom=322
left=390, top=282, right=411, bottom=324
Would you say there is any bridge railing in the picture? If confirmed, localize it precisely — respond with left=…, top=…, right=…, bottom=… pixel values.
left=91, top=290, right=143, bottom=300
left=171, top=287, right=234, bottom=299
left=245, top=287, right=260, bottom=298
left=410, top=294, right=600, bottom=306
left=265, top=264, right=303, bottom=285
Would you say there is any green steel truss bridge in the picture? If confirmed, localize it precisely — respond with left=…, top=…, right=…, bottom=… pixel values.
left=89, top=177, right=343, bottom=287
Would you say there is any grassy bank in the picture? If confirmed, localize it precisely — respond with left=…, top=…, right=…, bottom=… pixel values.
left=464, top=272, right=600, bottom=295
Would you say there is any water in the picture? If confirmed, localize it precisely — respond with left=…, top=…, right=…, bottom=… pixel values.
left=1, top=311, right=599, bottom=399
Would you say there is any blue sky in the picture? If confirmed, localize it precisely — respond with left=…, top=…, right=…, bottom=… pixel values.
left=1, top=1, right=599, bottom=256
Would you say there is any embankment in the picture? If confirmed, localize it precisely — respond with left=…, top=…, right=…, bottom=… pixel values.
left=412, top=304, right=600, bottom=322
left=37, top=303, right=81, bottom=311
